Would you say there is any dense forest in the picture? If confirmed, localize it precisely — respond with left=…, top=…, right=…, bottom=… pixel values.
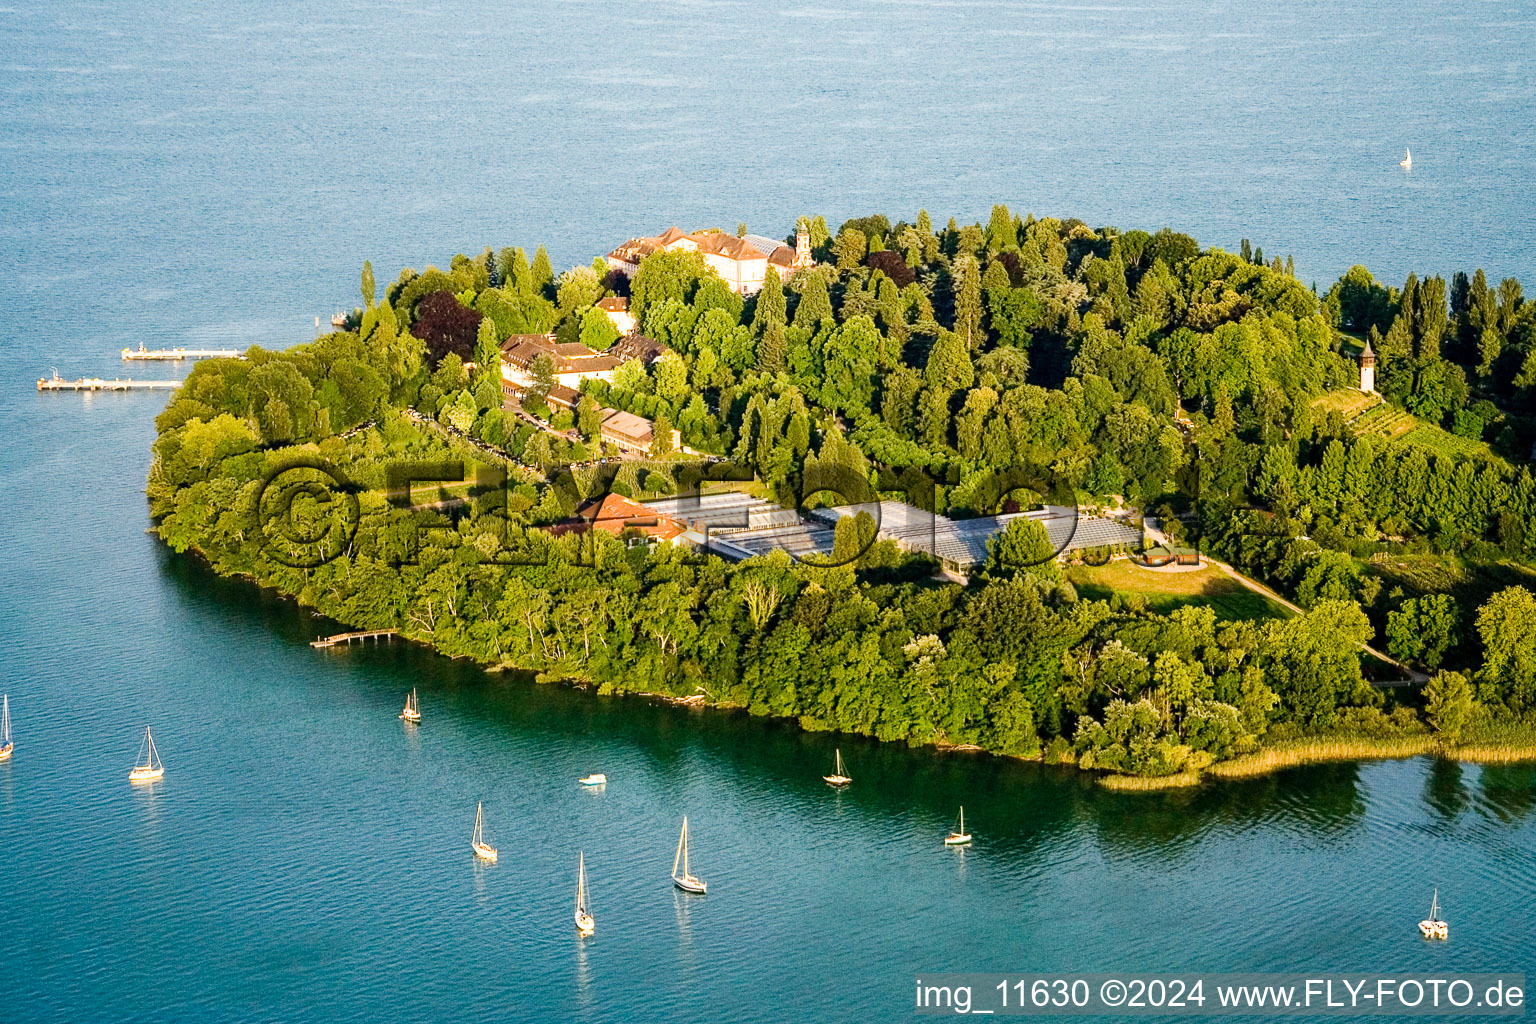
left=148, top=208, right=1536, bottom=780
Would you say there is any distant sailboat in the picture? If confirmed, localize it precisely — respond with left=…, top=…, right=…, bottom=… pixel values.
left=671, top=817, right=707, bottom=894
left=944, top=806, right=973, bottom=846
left=399, top=688, right=420, bottom=723
left=0, top=694, right=12, bottom=761
left=1401, top=147, right=1413, bottom=169
left=575, top=852, right=596, bottom=935
left=1419, top=889, right=1448, bottom=940
left=128, top=727, right=164, bottom=783
left=823, top=748, right=851, bottom=787
left=471, top=802, right=498, bottom=862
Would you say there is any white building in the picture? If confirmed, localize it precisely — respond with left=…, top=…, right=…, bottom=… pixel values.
left=606, top=225, right=814, bottom=295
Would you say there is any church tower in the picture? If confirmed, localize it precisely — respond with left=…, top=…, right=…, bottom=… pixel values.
left=1359, top=338, right=1376, bottom=393
left=794, top=222, right=813, bottom=269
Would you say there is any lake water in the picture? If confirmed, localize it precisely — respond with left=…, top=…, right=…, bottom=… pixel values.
left=1, top=0, right=1533, bottom=1020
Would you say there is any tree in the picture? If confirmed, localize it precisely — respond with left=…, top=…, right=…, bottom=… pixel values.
left=756, top=319, right=786, bottom=374
left=832, top=228, right=867, bottom=270
left=924, top=329, right=974, bottom=393
left=985, top=518, right=1059, bottom=579
left=1424, top=670, right=1474, bottom=746
left=411, top=291, right=484, bottom=367
left=579, top=306, right=620, bottom=350
left=952, top=254, right=983, bottom=348
left=1385, top=593, right=1458, bottom=670
left=361, top=260, right=376, bottom=309
left=655, top=350, right=689, bottom=406
left=577, top=394, right=602, bottom=441
left=528, top=352, right=556, bottom=404
left=556, top=266, right=604, bottom=314
left=631, top=249, right=709, bottom=325
left=752, top=268, right=786, bottom=335
left=473, top=316, right=501, bottom=389
left=529, top=246, right=554, bottom=294
left=1475, top=586, right=1536, bottom=711
left=650, top=414, right=675, bottom=456
left=792, top=273, right=834, bottom=330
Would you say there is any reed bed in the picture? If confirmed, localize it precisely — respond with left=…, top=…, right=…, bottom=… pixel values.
left=1204, top=735, right=1435, bottom=779
left=1096, top=769, right=1204, bottom=791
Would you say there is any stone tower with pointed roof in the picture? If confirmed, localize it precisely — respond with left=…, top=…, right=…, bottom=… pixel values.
left=1359, top=338, right=1376, bottom=393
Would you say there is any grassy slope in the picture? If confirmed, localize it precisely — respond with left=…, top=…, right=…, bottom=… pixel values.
left=1065, top=560, right=1293, bottom=621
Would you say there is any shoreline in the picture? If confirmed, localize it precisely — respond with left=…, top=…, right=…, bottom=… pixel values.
left=173, top=540, right=1536, bottom=788
left=1096, top=734, right=1536, bottom=791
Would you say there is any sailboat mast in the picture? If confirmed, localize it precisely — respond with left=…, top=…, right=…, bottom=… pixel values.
left=1, top=694, right=9, bottom=744
left=682, top=818, right=690, bottom=878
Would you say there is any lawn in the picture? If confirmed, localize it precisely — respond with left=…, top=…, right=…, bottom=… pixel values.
left=1065, top=560, right=1293, bottom=621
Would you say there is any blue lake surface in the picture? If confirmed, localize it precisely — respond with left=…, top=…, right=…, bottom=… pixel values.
left=1, top=0, right=1533, bottom=1020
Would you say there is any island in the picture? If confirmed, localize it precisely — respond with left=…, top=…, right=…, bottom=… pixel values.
left=147, top=209, right=1536, bottom=787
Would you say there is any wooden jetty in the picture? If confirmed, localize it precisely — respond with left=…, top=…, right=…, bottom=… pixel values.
left=37, top=373, right=181, bottom=392
left=310, top=629, right=399, bottom=649
left=122, top=345, right=242, bottom=361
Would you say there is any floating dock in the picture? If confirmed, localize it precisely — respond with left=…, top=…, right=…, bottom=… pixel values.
left=37, top=374, right=181, bottom=392
left=310, top=629, right=399, bottom=649
left=122, top=346, right=242, bottom=361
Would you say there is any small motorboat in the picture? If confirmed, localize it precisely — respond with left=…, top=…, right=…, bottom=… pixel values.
left=579, top=773, right=607, bottom=786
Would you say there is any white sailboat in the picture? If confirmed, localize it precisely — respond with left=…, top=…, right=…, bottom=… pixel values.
left=399, top=688, right=420, bottom=723
left=823, top=748, right=851, bottom=787
left=471, top=802, right=498, bottom=862
left=944, top=806, right=973, bottom=846
left=1418, top=889, right=1448, bottom=940
left=0, top=694, right=12, bottom=761
left=128, top=727, right=164, bottom=782
left=575, top=852, right=596, bottom=935
left=671, top=816, right=707, bottom=894
left=1401, top=147, right=1413, bottom=169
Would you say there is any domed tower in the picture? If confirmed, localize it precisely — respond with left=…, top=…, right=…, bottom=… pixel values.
left=794, top=222, right=813, bottom=269
left=1359, top=338, right=1376, bottom=393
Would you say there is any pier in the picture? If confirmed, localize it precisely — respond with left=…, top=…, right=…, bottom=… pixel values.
left=310, top=628, right=399, bottom=649
left=122, top=345, right=242, bottom=361
left=37, top=373, right=181, bottom=392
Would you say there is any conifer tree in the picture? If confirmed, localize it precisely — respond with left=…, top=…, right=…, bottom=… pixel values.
left=361, top=260, right=376, bottom=309
left=530, top=246, right=554, bottom=294
left=952, top=254, right=983, bottom=348
left=792, top=273, right=834, bottom=330
left=757, top=319, right=786, bottom=374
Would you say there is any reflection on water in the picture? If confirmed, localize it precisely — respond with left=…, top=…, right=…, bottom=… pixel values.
left=1425, top=758, right=1471, bottom=821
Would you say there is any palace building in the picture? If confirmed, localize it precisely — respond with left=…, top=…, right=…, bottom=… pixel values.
left=606, top=225, right=814, bottom=295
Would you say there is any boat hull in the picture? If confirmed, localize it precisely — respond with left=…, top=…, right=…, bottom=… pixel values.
left=944, top=833, right=973, bottom=846
left=0, top=742, right=12, bottom=761
left=473, top=842, right=498, bottom=863
left=579, top=775, right=606, bottom=786
left=575, top=912, right=595, bottom=935
left=399, top=711, right=420, bottom=723
left=673, top=875, right=707, bottom=894
left=823, top=775, right=851, bottom=786
left=1419, top=921, right=1447, bottom=940
left=129, top=767, right=164, bottom=783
